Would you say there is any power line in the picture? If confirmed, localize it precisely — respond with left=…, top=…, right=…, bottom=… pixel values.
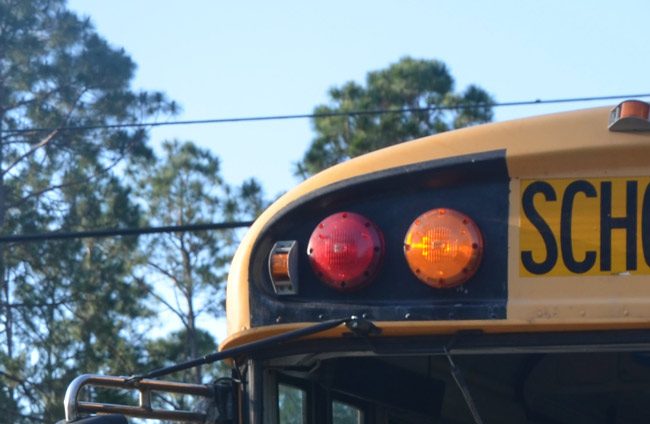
left=1, top=92, right=648, bottom=244
left=0, top=221, right=254, bottom=244
left=3, top=93, right=649, bottom=135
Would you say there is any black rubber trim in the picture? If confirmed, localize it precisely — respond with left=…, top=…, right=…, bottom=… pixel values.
left=258, top=149, right=509, bottom=236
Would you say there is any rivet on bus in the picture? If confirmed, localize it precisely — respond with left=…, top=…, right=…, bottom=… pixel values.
left=608, top=100, right=650, bottom=132
left=307, top=212, right=384, bottom=292
left=404, top=208, right=483, bottom=289
left=268, top=240, right=299, bottom=295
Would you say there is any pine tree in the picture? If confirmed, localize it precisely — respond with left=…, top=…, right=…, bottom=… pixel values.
left=296, top=57, right=494, bottom=177
left=134, top=140, right=265, bottom=385
left=0, top=0, right=175, bottom=420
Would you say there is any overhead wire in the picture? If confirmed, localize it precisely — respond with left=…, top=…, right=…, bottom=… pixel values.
left=0, top=221, right=255, bottom=244
left=1, top=92, right=648, bottom=243
left=2, top=93, right=649, bottom=134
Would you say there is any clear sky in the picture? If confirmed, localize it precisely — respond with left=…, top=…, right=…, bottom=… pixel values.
left=66, top=0, right=650, bottom=199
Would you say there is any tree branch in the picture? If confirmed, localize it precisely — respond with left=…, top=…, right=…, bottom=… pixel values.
left=145, top=259, right=189, bottom=299
left=3, top=87, right=60, bottom=116
left=9, top=147, right=127, bottom=210
left=3, top=127, right=61, bottom=176
left=59, top=302, right=141, bottom=374
left=1, top=298, right=70, bottom=309
left=135, top=274, right=188, bottom=328
left=145, top=260, right=179, bottom=284
left=2, top=89, right=87, bottom=177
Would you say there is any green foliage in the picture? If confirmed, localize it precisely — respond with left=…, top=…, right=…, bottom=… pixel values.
left=135, top=140, right=235, bottom=319
left=332, top=401, right=362, bottom=424
left=145, top=328, right=225, bottom=381
left=134, top=140, right=266, bottom=384
left=0, top=0, right=175, bottom=421
left=296, top=57, right=494, bottom=176
left=0, top=2, right=267, bottom=419
left=237, top=177, right=267, bottom=219
left=278, top=384, right=306, bottom=424
left=144, top=329, right=228, bottom=422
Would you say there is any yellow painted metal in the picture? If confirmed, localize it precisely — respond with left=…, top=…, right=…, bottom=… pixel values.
left=519, top=177, right=650, bottom=277
left=223, top=106, right=650, bottom=351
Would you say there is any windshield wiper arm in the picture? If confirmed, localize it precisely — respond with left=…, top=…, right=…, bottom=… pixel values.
left=128, top=316, right=373, bottom=382
left=445, top=347, right=485, bottom=424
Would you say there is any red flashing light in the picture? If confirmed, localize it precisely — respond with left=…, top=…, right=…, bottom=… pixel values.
left=307, top=212, right=384, bottom=292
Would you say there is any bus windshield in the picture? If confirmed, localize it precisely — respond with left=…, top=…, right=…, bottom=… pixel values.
left=271, top=350, right=650, bottom=424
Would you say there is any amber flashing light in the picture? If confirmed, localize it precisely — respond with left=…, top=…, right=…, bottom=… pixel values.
left=270, top=252, right=289, bottom=281
left=619, top=100, right=650, bottom=120
left=268, top=241, right=299, bottom=295
left=609, top=100, right=650, bottom=131
left=404, top=208, right=483, bottom=289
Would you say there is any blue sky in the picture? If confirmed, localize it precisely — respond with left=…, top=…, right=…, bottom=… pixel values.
left=67, top=1, right=650, bottom=198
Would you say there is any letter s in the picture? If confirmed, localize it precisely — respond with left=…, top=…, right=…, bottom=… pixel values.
left=521, top=181, right=558, bottom=274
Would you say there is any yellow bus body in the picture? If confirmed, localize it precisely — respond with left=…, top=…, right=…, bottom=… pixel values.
left=223, top=106, right=650, bottom=351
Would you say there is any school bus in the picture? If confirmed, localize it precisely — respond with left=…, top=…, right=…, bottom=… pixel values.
left=63, top=101, right=650, bottom=424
